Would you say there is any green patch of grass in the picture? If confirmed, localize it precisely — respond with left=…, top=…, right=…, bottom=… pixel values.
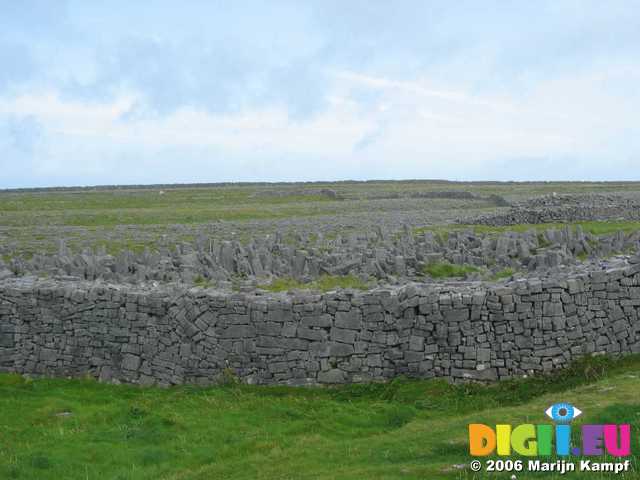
left=29, top=453, right=52, bottom=470
left=435, top=231, right=449, bottom=245
left=0, top=355, right=639, bottom=479
left=579, top=220, right=640, bottom=235
left=192, top=275, right=212, bottom=288
left=312, top=274, right=370, bottom=291
left=537, top=232, right=551, bottom=248
left=0, top=188, right=344, bottom=228
left=259, top=275, right=371, bottom=292
left=490, top=267, right=515, bottom=280
left=422, top=262, right=480, bottom=278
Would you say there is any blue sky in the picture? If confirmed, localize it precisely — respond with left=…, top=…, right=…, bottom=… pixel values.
left=1, top=0, right=640, bottom=188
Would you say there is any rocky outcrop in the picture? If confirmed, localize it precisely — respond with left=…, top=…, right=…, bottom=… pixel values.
left=2, top=226, right=638, bottom=286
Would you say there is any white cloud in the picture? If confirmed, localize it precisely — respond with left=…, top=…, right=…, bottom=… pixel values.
left=2, top=1, right=640, bottom=186
left=336, top=64, right=640, bottom=172
left=1, top=61, right=639, bottom=186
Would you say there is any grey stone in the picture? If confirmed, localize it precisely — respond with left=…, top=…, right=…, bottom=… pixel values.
left=335, top=310, right=361, bottom=330
left=122, top=354, right=141, bottom=371
left=318, top=369, right=347, bottom=384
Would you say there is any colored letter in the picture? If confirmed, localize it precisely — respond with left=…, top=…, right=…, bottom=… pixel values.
left=469, top=424, right=496, bottom=456
left=511, top=424, right=537, bottom=456
left=536, top=424, right=553, bottom=456
left=604, top=424, right=631, bottom=457
left=555, top=424, right=571, bottom=456
left=496, top=424, right=511, bottom=456
left=582, top=425, right=604, bottom=456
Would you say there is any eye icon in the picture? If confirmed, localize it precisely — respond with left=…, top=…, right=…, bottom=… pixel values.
left=545, top=403, right=582, bottom=423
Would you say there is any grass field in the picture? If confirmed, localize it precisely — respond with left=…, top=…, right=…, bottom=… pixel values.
left=1, top=181, right=639, bottom=228
left=0, top=189, right=344, bottom=227
left=1, top=355, right=639, bottom=479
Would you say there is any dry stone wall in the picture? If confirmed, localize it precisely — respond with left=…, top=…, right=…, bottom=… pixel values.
left=467, top=194, right=640, bottom=227
left=2, top=262, right=640, bottom=386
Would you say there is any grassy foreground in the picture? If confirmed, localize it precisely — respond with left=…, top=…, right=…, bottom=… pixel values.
left=1, top=356, right=639, bottom=479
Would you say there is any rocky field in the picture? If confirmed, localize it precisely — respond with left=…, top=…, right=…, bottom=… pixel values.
left=2, top=180, right=640, bottom=290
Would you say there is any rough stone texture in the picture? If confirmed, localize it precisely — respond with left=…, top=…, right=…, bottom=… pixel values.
left=467, top=193, right=640, bottom=227
left=3, top=225, right=639, bottom=288
left=2, top=261, right=640, bottom=386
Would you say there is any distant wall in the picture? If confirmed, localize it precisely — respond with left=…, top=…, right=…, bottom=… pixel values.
left=468, top=204, right=640, bottom=226
left=2, top=264, right=640, bottom=386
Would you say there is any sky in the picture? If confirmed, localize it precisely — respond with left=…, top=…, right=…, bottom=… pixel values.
left=1, top=0, right=640, bottom=188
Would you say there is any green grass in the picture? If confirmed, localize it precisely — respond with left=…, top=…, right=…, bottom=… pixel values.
left=0, top=186, right=489, bottom=229
left=490, top=267, right=515, bottom=280
left=0, top=185, right=632, bottom=230
left=0, top=188, right=344, bottom=228
left=3, top=184, right=640, bottom=230
left=259, top=274, right=371, bottom=292
left=192, top=275, right=213, bottom=288
left=537, top=232, right=552, bottom=248
left=313, top=274, right=371, bottom=291
left=0, top=355, right=639, bottom=479
left=422, top=262, right=480, bottom=279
